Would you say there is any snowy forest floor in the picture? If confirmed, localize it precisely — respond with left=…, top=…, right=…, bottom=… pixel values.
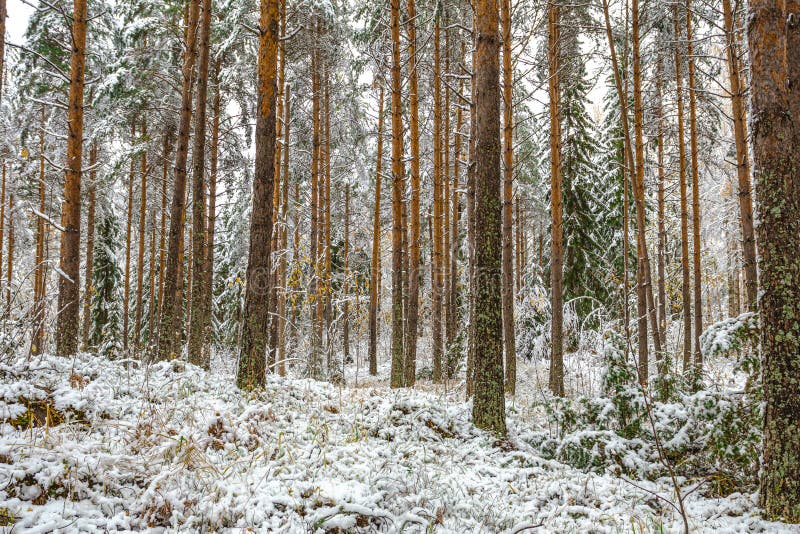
left=0, top=347, right=798, bottom=533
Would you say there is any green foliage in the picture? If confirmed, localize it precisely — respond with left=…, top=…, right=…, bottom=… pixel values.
left=90, top=213, right=123, bottom=359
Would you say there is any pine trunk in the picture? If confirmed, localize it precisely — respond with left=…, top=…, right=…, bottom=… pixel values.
left=238, top=0, right=279, bottom=390
left=82, top=143, right=97, bottom=346
left=631, top=0, right=652, bottom=384
left=204, top=61, right=221, bottom=363
left=403, top=0, right=422, bottom=387
left=157, top=0, right=200, bottom=361
left=431, top=17, right=444, bottom=383
left=369, top=86, right=384, bottom=377
left=188, top=0, right=212, bottom=368
left=389, top=0, right=406, bottom=388
left=277, top=79, right=290, bottom=376
left=472, top=0, right=506, bottom=435
left=123, top=124, right=135, bottom=353
left=751, top=0, right=800, bottom=520
left=32, top=106, right=47, bottom=355
left=501, top=0, right=516, bottom=394
left=134, top=119, right=148, bottom=352
left=674, top=6, right=693, bottom=373
left=55, top=0, right=88, bottom=356
left=548, top=3, right=564, bottom=397
left=655, top=60, right=667, bottom=351
left=309, top=26, right=321, bottom=378
left=685, top=0, right=703, bottom=374
left=722, top=0, right=757, bottom=311
left=157, top=127, right=172, bottom=323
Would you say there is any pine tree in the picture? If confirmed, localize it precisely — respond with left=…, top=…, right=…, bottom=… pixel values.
left=472, top=0, right=506, bottom=435
left=55, top=0, right=88, bottom=357
left=749, top=0, right=800, bottom=520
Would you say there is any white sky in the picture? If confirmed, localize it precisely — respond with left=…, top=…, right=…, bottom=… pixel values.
left=6, top=0, right=35, bottom=46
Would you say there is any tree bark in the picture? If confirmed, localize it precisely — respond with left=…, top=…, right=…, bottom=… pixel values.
left=55, top=0, right=88, bottom=356
left=277, top=79, right=290, bottom=376
left=389, top=0, right=406, bottom=388
left=369, top=85, right=384, bottom=377
left=32, top=105, right=47, bottom=355
left=123, top=123, right=135, bottom=353
left=203, top=60, right=221, bottom=363
left=157, top=0, right=200, bottom=361
left=238, top=0, right=279, bottom=390
left=343, top=182, right=351, bottom=364
left=403, top=0, right=422, bottom=387
left=722, top=0, right=757, bottom=311
left=134, top=119, right=148, bottom=352
left=674, top=6, right=693, bottom=373
left=188, top=0, right=212, bottom=368
left=82, top=142, right=97, bottom=346
left=749, top=0, right=800, bottom=520
left=157, top=126, right=172, bottom=324
left=432, top=16, right=444, bottom=383
left=5, top=193, right=12, bottom=311
left=501, top=0, right=516, bottom=395
left=0, top=0, right=6, bottom=100
left=631, top=0, right=651, bottom=384
left=548, top=2, right=564, bottom=397
left=656, top=59, right=667, bottom=349
left=685, top=0, right=703, bottom=375
left=309, top=26, right=321, bottom=377
left=472, top=0, right=506, bottom=435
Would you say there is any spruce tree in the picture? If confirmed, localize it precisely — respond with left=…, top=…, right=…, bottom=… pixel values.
left=90, top=213, right=123, bottom=359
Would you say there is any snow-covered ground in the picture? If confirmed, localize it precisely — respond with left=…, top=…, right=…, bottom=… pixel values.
left=0, top=351, right=797, bottom=533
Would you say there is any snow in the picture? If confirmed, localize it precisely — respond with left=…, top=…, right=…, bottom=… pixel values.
left=0, top=352, right=797, bottom=533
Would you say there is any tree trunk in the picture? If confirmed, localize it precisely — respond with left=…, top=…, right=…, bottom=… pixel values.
left=5, top=193, right=12, bottom=311
left=237, top=0, right=279, bottom=390
left=501, top=0, right=516, bottom=395
left=157, top=126, right=172, bottom=323
left=722, top=0, right=757, bottom=311
left=32, top=106, right=47, bottom=355
left=442, top=18, right=451, bottom=374
left=134, top=119, right=148, bottom=352
left=402, top=0, right=422, bottom=387
left=203, top=60, right=221, bottom=363
left=674, top=6, right=692, bottom=373
left=82, top=142, right=97, bottom=346
left=447, top=40, right=466, bottom=355
left=548, top=2, right=564, bottom=397
left=268, top=10, right=285, bottom=374
left=343, top=182, right=351, bottom=364
left=431, top=16, right=444, bottom=383
left=515, top=195, right=522, bottom=294
left=188, top=0, right=212, bottom=368
left=631, top=0, right=651, bottom=384
left=369, top=85, right=384, bottom=377
left=389, top=0, right=406, bottom=388
left=466, top=15, right=478, bottom=399
left=656, top=59, right=667, bottom=349
left=0, top=0, right=6, bottom=100
left=309, top=25, right=321, bottom=378
left=55, top=0, right=87, bottom=356
left=277, top=79, right=290, bottom=376
left=323, top=68, right=333, bottom=373
left=148, top=203, right=157, bottom=345
left=685, top=0, right=703, bottom=375
left=472, top=0, right=506, bottom=435
left=157, top=0, right=200, bottom=361
left=123, top=123, right=135, bottom=353
left=749, top=0, right=800, bottom=520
